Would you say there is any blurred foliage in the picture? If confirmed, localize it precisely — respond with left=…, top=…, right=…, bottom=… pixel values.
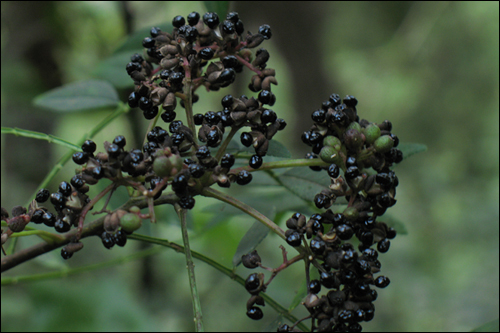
left=1, top=1, right=498, bottom=332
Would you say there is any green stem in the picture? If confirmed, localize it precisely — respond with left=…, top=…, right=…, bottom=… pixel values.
left=215, top=126, right=240, bottom=162
left=201, top=187, right=285, bottom=240
left=183, top=76, right=198, bottom=145
left=175, top=204, right=204, bottom=332
left=231, top=158, right=328, bottom=174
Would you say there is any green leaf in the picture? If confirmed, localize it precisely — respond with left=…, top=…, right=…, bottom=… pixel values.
left=93, top=51, right=139, bottom=89
left=471, top=319, right=499, bottom=332
left=94, top=23, right=174, bottom=88
left=278, top=167, right=331, bottom=202
left=380, top=214, right=408, bottom=235
left=33, top=80, right=119, bottom=113
left=114, top=23, right=173, bottom=54
left=203, top=1, right=230, bottom=18
left=232, top=217, right=272, bottom=268
left=267, top=139, right=292, bottom=158
left=1, top=127, right=81, bottom=151
left=398, top=142, right=427, bottom=161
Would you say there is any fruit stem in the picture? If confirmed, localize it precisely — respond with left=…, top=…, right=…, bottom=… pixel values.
left=183, top=71, right=198, bottom=146
left=230, top=158, right=328, bottom=174
left=215, top=126, right=240, bottom=162
left=174, top=204, right=205, bottom=332
left=201, top=187, right=285, bottom=240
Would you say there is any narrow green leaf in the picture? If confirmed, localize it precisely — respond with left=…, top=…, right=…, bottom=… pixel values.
left=398, top=142, right=427, bottom=161
left=33, top=80, right=119, bottom=113
left=1, top=127, right=82, bottom=151
left=278, top=167, right=331, bottom=202
left=288, top=278, right=308, bottom=311
left=265, top=315, right=285, bottom=332
left=471, top=319, right=499, bottom=332
left=203, top=1, right=230, bottom=18
left=232, top=216, right=273, bottom=268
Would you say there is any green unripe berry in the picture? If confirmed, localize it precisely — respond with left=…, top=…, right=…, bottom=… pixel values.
left=323, top=135, right=342, bottom=151
left=320, top=146, right=341, bottom=164
left=120, top=213, right=142, bottom=233
left=363, top=124, right=381, bottom=144
left=373, top=135, right=394, bottom=153
left=153, top=154, right=183, bottom=178
left=343, top=207, right=359, bottom=221
left=346, top=121, right=362, bottom=133
left=129, top=206, right=141, bottom=213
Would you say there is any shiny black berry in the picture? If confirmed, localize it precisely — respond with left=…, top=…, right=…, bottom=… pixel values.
left=189, top=163, right=205, bottom=178
left=142, top=37, right=155, bottom=48
left=114, top=229, right=127, bottom=247
left=193, top=113, right=204, bottom=125
left=82, top=140, right=97, bottom=154
left=113, top=135, right=126, bottom=148
left=172, top=15, right=185, bottom=28
left=72, top=152, right=89, bottom=165
left=240, top=132, right=253, bottom=147
left=128, top=91, right=139, bottom=108
left=245, top=273, right=261, bottom=292
left=286, top=231, right=301, bottom=247
left=42, top=212, right=56, bottom=227
left=101, top=231, right=115, bottom=249
left=187, top=12, right=200, bottom=26
left=58, top=181, right=72, bottom=196
left=143, top=107, right=159, bottom=120
left=258, top=24, right=272, bottom=39
left=236, top=170, right=252, bottom=185
left=249, top=155, right=263, bottom=169
left=107, top=143, right=121, bottom=158
left=203, top=12, right=220, bottom=29
left=54, top=219, right=71, bottom=233
left=261, top=109, right=277, bottom=124
left=246, top=307, right=263, bottom=320
left=374, top=276, right=390, bottom=288
left=50, top=192, right=65, bottom=207
left=61, top=248, right=73, bottom=260
left=327, top=164, right=340, bottom=178
left=161, top=110, right=176, bottom=123
left=35, top=188, right=50, bottom=203
left=199, top=47, right=215, bottom=60
left=377, top=238, right=390, bottom=253
left=343, top=95, right=358, bottom=107
left=309, top=279, right=321, bottom=294
left=220, top=153, right=235, bottom=169
left=178, top=196, right=195, bottom=209
left=221, top=94, right=233, bottom=108
left=310, top=238, right=325, bottom=255
left=258, top=90, right=275, bottom=105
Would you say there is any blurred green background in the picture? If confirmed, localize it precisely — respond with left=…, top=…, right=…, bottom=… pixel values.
left=1, top=1, right=498, bottom=332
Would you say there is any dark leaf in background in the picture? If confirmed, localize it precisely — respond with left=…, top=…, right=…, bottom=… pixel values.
left=33, top=80, right=119, bottom=112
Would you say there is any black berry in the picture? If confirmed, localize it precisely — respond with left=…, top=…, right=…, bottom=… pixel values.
left=236, top=170, right=252, bottom=185
left=35, top=188, right=50, bottom=203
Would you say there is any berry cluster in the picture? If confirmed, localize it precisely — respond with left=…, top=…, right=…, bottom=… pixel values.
left=241, top=95, right=402, bottom=331
left=1, top=10, right=408, bottom=331
left=125, top=11, right=286, bottom=171
left=2, top=12, right=283, bottom=260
